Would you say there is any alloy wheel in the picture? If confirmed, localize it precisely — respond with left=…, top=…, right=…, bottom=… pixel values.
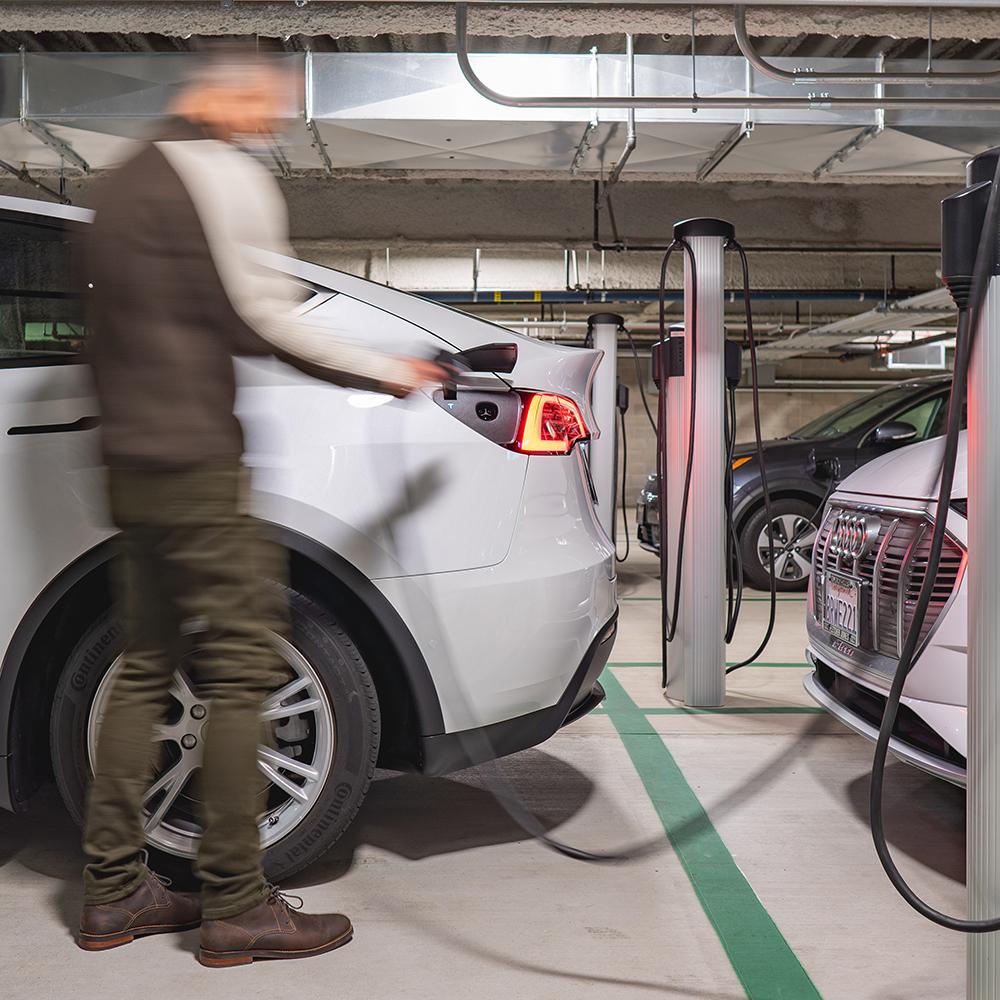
left=86, top=633, right=335, bottom=859
left=757, top=513, right=817, bottom=582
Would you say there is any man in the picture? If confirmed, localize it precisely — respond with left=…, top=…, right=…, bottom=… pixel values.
left=77, top=53, right=441, bottom=967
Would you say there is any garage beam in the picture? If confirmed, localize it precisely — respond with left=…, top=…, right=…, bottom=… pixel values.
left=0, top=172, right=948, bottom=274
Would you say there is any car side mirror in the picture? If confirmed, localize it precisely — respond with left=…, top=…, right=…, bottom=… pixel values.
left=873, top=420, right=918, bottom=445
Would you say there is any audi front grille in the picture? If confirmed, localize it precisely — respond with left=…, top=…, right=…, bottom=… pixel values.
left=813, top=505, right=966, bottom=661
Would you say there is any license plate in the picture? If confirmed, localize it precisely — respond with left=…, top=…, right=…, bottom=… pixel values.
left=823, top=573, right=860, bottom=647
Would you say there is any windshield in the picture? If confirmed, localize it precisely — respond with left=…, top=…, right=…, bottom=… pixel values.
left=788, top=385, right=933, bottom=440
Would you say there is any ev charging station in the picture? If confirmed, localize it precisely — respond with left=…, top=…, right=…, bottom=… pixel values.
left=941, top=147, right=1000, bottom=998
left=967, top=225, right=1000, bottom=999
left=661, top=219, right=735, bottom=708
left=587, top=312, right=622, bottom=543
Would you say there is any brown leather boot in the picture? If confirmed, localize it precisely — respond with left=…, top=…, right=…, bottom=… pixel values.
left=198, top=886, right=352, bottom=968
left=79, top=870, right=201, bottom=951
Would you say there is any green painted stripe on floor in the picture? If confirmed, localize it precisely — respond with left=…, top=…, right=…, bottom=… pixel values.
left=620, top=596, right=808, bottom=603
left=642, top=706, right=825, bottom=715
left=590, top=706, right=822, bottom=716
left=607, top=661, right=811, bottom=669
left=601, top=671, right=823, bottom=1000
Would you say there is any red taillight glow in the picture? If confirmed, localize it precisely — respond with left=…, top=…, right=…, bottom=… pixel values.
left=511, top=392, right=589, bottom=455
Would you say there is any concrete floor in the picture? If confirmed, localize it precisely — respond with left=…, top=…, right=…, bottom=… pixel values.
left=0, top=543, right=966, bottom=999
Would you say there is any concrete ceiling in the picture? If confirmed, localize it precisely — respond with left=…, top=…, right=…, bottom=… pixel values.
left=2, top=3, right=1000, bottom=59
left=1, top=3, right=999, bottom=45
left=0, top=0, right=985, bottom=361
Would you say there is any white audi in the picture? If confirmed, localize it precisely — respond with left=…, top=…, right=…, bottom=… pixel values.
left=805, top=431, right=967, bottom=784
left=0, top=195, right=617, bottom=877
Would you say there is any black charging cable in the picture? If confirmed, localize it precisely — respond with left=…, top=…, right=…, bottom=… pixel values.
left=657, top=239, right=700, bottom=688
left=625, top=328, right=657, bottom=434
left=369, top=355, right=667, bottom=865
left=724, top=381, right=744, bottom=643
left=723, top=240, right=777, bottom=675
left=615, top=382, right=631, bottom=563
left=869, top=151, right=1000, bottom=931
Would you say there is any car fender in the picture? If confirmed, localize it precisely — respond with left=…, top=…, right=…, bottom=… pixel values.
left=732, top=475, right=829, bottom=531
left=0, top=525, right=444, bottom=811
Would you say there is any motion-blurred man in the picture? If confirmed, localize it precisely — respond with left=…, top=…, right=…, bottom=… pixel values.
left=78, top=51, right=441, bottom=967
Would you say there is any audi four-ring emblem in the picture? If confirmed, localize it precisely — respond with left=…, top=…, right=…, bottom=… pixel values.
left=828, top=511, right=879, bottom=560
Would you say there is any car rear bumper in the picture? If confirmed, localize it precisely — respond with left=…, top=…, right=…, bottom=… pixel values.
left=804, top=649, right=967, bottom=786
left=636, top=500, right=659, bottom=553
left=418, top=611, right=617, bottom=776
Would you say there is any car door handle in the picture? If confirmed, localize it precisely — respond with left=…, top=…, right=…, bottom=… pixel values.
left=7, top=415, right=101, bottom=436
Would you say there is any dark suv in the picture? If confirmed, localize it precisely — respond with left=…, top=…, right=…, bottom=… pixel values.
left=636, top=375, right=954, bottom=590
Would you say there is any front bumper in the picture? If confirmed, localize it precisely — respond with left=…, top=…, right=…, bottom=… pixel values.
left=804, top=650, right=967, bottom=786
left=418, top=611, right=617, bottom=775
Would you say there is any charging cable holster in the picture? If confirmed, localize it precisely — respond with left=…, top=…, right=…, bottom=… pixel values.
left=725, top=341, right=742, bottom=388
left=651, top=337, right=685, bottom=387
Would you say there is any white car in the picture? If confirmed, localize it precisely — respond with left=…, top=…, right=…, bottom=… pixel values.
left=805, top=431, right=967, bottom=784
left=0, top=195, right=617, bottom=878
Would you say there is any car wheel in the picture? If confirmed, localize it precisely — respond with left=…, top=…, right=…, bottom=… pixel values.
left=739, top=498, right=819, bottom=592
left=50, top=585, right=379, bottom=883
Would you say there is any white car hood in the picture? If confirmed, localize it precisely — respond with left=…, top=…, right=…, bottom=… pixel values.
left=837, top=431, right=968, bottom=502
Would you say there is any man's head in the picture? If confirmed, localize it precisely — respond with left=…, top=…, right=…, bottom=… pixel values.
left=171, top=47, right=297, bottom=141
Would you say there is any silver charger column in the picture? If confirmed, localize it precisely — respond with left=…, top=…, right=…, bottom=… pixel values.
left=968, top=236, right=1000, bottom=998
left=664, top=218, right=733, bottom=708
left=587, top=312, right=622, bottom=543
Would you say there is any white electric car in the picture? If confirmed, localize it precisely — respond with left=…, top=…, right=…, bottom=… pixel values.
left=805, top=430, right=967, bottom=784
left=0, top=195, right=617, bottom=878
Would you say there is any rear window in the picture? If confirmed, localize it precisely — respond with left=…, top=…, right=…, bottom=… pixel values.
left=0, top=214, right=86, bottom=364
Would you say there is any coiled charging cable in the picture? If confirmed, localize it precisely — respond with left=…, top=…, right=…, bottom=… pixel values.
left=722, top=240, right=777, bottom=674
left=869, top=151, right=1000, bottom=931
left=657, top=239, right=700, bottom=687
left=374, top=362, right=665, bottom=864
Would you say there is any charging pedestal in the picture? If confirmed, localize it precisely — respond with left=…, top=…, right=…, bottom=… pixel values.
left=663, top=218, right=734, bottom=708
left=587, top=312, right=623, bottom=543
left=946, top=148, right=1000, bottom=999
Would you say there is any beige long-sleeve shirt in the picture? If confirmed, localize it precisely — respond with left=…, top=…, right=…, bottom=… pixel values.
left=86, top=117, right=408, bottom=469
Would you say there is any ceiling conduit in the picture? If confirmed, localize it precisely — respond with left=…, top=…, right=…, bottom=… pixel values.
left=454, top=3, right=1000, bottom=111
left=733, top=5, right=1000, bottom=86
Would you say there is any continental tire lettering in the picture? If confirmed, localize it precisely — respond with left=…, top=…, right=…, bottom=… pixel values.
left=281, top=782, right=354, bottom=862
left=70, top=624, right=122, bottom=692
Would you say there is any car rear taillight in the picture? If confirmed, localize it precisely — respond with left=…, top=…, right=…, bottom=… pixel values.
left=510, top=392, right=589, bottom=455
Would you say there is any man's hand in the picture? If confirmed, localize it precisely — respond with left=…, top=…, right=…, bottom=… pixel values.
left=382, top=357, right=449, bottom=398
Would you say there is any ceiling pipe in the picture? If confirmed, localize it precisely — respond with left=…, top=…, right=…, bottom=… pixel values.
left=734, top=6, right=1000, bottom=86
left=740, top=245, right=938, bottom=254
left=605, top=33, right=636, bottom=187
left=455, top=3, right=1000, bottom=111
left=428, top=288, right=907, bottom=304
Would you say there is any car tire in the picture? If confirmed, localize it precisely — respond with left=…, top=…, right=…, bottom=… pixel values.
left=50, top=584, right=380, bottom=884
left=739, top=498, right=820, bottom=593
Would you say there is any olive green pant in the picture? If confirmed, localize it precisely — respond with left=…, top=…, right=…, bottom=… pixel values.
left=82, top=463, right=288, bottom=919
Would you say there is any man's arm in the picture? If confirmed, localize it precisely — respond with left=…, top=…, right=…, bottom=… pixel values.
left=157, top=138, right=440, bottom=396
